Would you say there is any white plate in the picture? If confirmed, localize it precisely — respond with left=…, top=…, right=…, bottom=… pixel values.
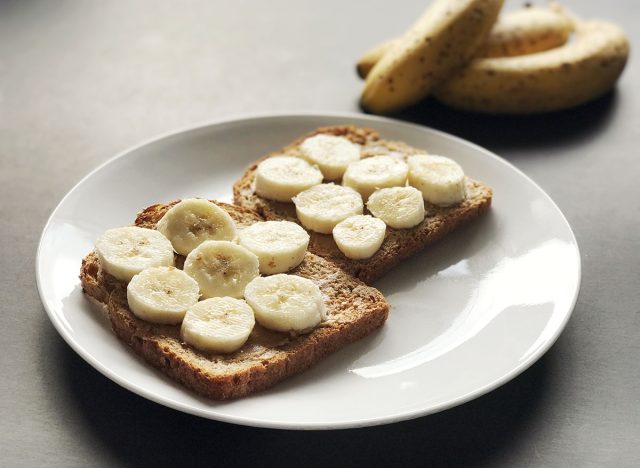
left=37, top=113, right=580, bottom=430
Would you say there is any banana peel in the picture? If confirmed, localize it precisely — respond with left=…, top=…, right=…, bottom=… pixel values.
left=360, top=0, right=504, bottom=114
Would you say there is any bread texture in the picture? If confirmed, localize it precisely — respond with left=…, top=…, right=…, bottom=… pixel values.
left=233, top=126, right=493, bottom=283
left=80, top=201, right=389, bottom=400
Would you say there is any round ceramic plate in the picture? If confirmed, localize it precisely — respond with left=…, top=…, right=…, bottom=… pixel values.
left=37, top=113, right=580, bottom=429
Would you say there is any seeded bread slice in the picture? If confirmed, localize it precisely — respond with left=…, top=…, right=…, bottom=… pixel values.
left=80, top=201, right=389, bottom=400
left=233, top=125, right=493, bottom=284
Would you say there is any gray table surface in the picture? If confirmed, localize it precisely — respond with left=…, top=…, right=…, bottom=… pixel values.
left=2, top=0, right=639, bottom=466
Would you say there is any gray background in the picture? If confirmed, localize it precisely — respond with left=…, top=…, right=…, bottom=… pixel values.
left=2, top=0, right=639, bottom=466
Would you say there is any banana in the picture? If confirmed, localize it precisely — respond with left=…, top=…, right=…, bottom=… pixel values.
left=292, top=183, right=364, bottom=234
left=238, top=221, right=310, bottom=274
left=95, top=226, right=175, bottom=282
left=356, top=40, right=395, bottom=80
left=407, top=155, right=466, bottom=206
left=244, top=274, right=326, bottom=333
left=298, top=134, right=361, bottom=181
left=126, top=266, right=200, bottom=324
left=356, top=4, right=573, bottom=79
left=156, top=198, right=237, bottom=256
left=332, top=215, right=387, bottom=260
left=254, top=156, right=323, bottom=202
left=361, top=0, right=504, bottom=114
left=435, top=20, right=630, bottom=114
left=342, top=155, right=408, bottom=201
left=366, top=187, right=425, bottom=229
left=183, top=240, right=259, bottom=299
left=181, top=297, right=255, bottom=353
left=476, top=3, right=573, bottom=58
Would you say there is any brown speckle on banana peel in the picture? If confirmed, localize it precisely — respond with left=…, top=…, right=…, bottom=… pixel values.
left=434, top=21, right=629, bottom=114
left=476, top=4, right=574, bottom=58
left=356, top=3, right=571, bottom=81
left=360, top=0, right=504, bottom=114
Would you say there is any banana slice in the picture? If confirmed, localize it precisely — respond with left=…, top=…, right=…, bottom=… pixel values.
left=181, top=297, right=255, bottom=354
left=255, top=156, right=323, bottom=202
left=367, top=186, right=425, bottom=229
left=156, top=199, right=237, bottom=256
left=183, top=240, right=259, bottom=299
left=292, top=183, right=364, bottom=234
left=127, top=266, right=199, bottom=324
left=95, top=226, right=175, bottom=282
left=299, top=134, right=361, bottom=180
left=407, top=155, right=466, bottom=206
left=342, top=155, right=409, bottom=201
left=244, top=274, right=325, bottom=333
left=238, top=221, right=309, bottom=274
left=333, top=215, right=386, bottom=260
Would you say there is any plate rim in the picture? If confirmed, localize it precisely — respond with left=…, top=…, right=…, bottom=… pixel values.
left=36, top=111, right=581, bottom=430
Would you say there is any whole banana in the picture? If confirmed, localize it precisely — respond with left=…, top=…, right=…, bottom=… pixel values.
left=476, top=3, right=574, bottom=58
left=356, top=4, right=574, bottom=79
left=361, top=0, right=504, bottom=114
left=435, top=20, right=629, bottom=114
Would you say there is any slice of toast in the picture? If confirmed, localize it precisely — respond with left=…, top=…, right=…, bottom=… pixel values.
left=80, top=201, right=389, bottom=400
left=233, top=125, right=493, bottom=284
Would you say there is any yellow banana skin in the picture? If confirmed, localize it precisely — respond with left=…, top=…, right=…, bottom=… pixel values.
left=361, top=0, right=504, bottom=114
left=357, top=40, right=395, bottom=80
left=356, top=4, right=574, bottom=80
left=435, top=20, right=629, bottom=114
left=476, top=4, right=573, bottom=58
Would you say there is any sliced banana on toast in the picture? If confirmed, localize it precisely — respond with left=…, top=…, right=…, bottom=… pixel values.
left=367, top=186, right=425, bottom=229
left=184, top=240, right=259, bottom=299
left=292, top=183, right=364, bottom=234
left=299, top=134, right=361, bottom=181
left=255, top=156, right=323, bottom=202
left=181, top=297, right=255, bottom=353
left=407, top=154, right=466, bottom=206
left=244, top=274, right=326, bottom=333
left=333, top=215, right=387, bottom=260
left=342, top=155, right=408, bottom=201
left=127, top=266, right=200, bottom=324
left=156, top=198, right=237, bottom=255
left=238, top=220, right=309, bottom=274
left=95, top=226, right=175, bottom=282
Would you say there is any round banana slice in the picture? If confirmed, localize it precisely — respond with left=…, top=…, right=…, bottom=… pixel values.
left=127, top=266, right=199, bottom=324
left=342, top=155, right=409, bottom=201
left=292, top=183, right=363, bottom=234
left=367, top=186, right=425, bottom=229
left=183, top=240, right=259, bottom=299
left=244, top=274, right=325, bottom=333
left=407, top=155, right=466, bottom=206
left=238, top=221, right=309, bottom=274
left=156, top=198, right=237, bottom=256
left=299, top=134, right=361, bottom=180
left=255, top=156, right=323, bottom=202
left=95, top=226, right=175, bottom=282
left=181, top=297, right=255, bottom=354
left=333, top=215, right=386, bottom=260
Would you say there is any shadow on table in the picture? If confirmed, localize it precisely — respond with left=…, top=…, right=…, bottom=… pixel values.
left=383, top=90, right=619, bottom=154
left=44, top=317, right=557, bottom=468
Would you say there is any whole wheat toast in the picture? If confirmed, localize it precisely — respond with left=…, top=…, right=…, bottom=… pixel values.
left=233, top=125, right=493, bottom=284
left=80, top=201, right=389, bottom=400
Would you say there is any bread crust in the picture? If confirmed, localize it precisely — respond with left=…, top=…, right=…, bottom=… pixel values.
left=80, top=201, right=389, bottom=400
left=233, top=126, right=493, bottom=283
